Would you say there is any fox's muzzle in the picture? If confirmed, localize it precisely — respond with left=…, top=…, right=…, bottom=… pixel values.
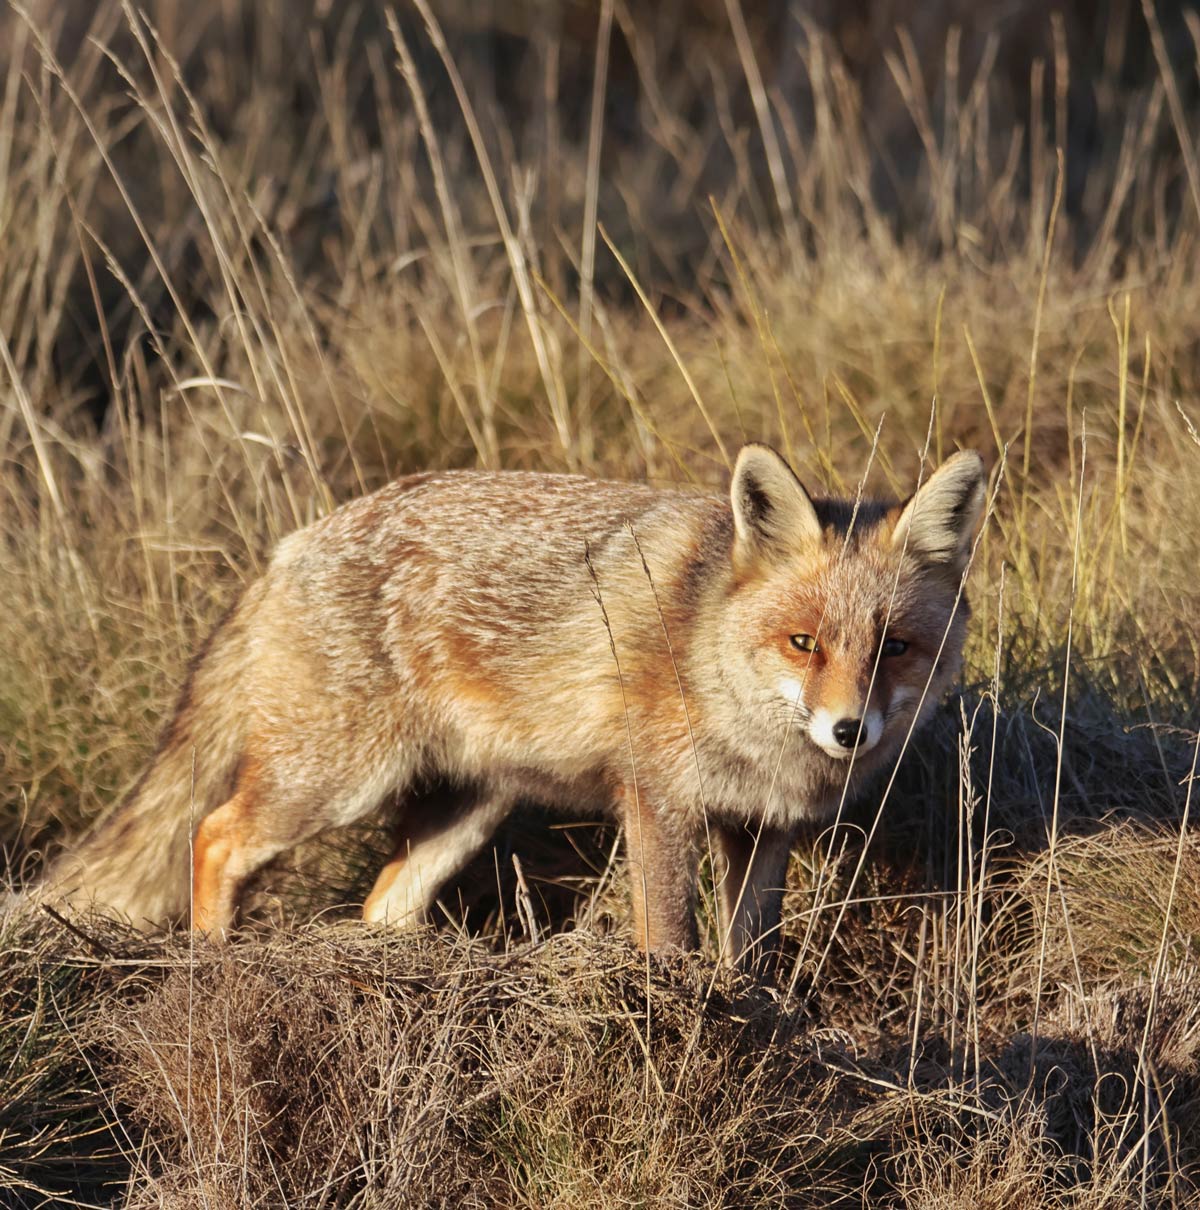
left=809, top=706, right=884, bottom=759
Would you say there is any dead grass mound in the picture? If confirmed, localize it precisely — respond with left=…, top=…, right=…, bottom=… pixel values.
left=7, top=907, right=1200, bottom=1206
left=98, top=926, right=858, bottom=1208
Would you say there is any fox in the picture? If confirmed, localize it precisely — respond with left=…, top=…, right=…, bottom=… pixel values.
left=35, top=443, right=985, bottom=968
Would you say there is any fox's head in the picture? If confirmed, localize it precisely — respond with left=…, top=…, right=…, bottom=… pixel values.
left=722, top=443, right=986, bottom=767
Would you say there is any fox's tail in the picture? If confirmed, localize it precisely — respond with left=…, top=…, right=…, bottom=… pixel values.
left=35, top=609, right=247, bottom=929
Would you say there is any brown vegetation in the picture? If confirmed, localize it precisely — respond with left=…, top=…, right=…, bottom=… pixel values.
left=2, top=0, right=1199, bottom=1204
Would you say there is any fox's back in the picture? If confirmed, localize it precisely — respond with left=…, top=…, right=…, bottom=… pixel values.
left=276, top=468, right=721, bottom=631
left=245, top=470, right=725, bottom=788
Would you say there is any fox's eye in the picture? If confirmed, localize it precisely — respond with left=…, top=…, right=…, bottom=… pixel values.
left=790, top=634, right=819, bottom=654
left=881, top=637, right=908, bottom=657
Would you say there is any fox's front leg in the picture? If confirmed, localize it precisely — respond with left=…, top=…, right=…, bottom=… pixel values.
left=617, top=783, right=699, bottom=953
left=711, top=821, right=791, bottom=973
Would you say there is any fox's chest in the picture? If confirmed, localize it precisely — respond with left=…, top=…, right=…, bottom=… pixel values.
left=686, top=734, right=868, bottom=831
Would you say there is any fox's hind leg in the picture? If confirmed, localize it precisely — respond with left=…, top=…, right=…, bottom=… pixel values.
left=363, top=783, right=514, bottom=927
left=192, top=750, right=413, bottom=939
left=191, top=785, right=264, bottom=938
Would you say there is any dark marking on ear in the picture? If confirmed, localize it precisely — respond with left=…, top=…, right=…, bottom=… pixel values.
left=741, top=481, right=773, bottom=527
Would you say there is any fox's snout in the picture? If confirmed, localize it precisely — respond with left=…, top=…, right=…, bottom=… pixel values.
left=807, top=703, right=884, bottom=759
left=779, top=673, right=890, bottom=759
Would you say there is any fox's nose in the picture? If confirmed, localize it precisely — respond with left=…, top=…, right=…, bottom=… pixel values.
left=831, top=717, right=864, bottom=749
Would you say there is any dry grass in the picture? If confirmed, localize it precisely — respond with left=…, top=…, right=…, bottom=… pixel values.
left=8, top=912, right=1200, bottom=1209
left=2, top=0, right=1200, bottom=1205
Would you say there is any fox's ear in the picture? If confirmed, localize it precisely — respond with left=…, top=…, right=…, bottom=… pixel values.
left=890, top=451, right=986, bottom=568
left=730, top=444, right=821, bottom=563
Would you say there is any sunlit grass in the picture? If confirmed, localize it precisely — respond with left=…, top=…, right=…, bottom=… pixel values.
left=1, top=1, right=1199, bottom=1205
